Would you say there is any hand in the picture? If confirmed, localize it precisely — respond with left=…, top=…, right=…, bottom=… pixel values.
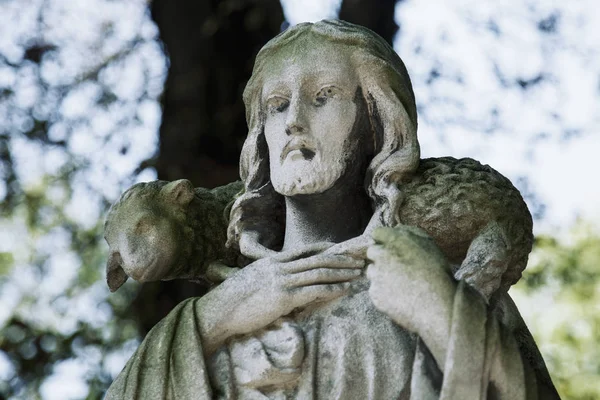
left=272, top=241, right=337, bottom=262
left=200, top=249, right=364, bottom=353
left=366, top=226, right=456, bottom=365
left=322, top=234, right=374, bottom=259
left=239, top=230, right=336, bottom=261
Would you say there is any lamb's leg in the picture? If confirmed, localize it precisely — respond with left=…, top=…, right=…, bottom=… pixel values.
left=454, top=221, right=510, bottom=302
left=205, top=261, right=240, bottom=283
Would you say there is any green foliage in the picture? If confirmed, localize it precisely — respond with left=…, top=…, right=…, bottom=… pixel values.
left=512, top=222, right=600, bottom=400
left=0, top=253, right=14, bottom=276
left=0, top=1, right=166, bottom=397
left=0, top=177, right=142, bottom=398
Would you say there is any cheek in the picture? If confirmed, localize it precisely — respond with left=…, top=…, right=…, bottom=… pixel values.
left=264, top=118, right=287, bottom=158
left=152, top=219, right=180, bottom=256
left=122, top=229, right=154, bottom=259
left=314, top=103, right=357, bottom=155
left=338, top=102, right=359, bottom=139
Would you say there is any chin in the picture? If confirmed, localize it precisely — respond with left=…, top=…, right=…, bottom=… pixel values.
left=270, top=155, right=350, bottom=196
left=271, top=168, right=341, bottom=196
left=274, top=179, right=333, bottom=196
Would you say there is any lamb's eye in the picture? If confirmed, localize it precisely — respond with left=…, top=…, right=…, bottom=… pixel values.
left=266, top=96, right=289, bottom=114
left=314, top=86, right=340, bottom=107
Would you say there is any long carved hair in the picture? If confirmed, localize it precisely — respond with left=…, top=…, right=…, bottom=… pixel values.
left=227, top=20, right=420, bottom=251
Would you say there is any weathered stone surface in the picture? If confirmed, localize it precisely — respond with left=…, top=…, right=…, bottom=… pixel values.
left=105, top=20, right=560, bottom=399
left=109, top=155, right=533, bottom=303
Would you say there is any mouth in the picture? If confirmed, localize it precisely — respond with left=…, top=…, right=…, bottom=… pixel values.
left=281, top=140, right=316, bottom=162
left=124, top=256, right=162, bottom=281
left=299, top=148, right=315, bottom=160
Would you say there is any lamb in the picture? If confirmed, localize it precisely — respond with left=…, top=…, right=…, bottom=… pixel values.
left=394, top=157, right=532, bottom=300
left=104, top=179, right=243, bottom=292
left=104, top=157, right=533, bottom=302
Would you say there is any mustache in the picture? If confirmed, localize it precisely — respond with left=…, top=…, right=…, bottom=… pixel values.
left=280, top=139, right=317, bottom=162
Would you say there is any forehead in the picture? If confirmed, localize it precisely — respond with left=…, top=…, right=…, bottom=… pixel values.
left=261, top=42, right=357, bottom=95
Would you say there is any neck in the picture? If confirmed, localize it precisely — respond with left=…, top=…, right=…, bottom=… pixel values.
left=282, top=178, right=372, bottom=250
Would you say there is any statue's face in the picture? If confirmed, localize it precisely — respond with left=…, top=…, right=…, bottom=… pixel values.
left=262, top=44, right=361, bottom=196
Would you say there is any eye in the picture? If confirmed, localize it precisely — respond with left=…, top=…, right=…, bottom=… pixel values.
left=314, top=86, right=341, bottom=107
left=266, top=96, right=289, bottom=114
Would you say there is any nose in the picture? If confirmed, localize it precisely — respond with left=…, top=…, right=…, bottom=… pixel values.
left=285, top=97, right=306, bottom=135
left=106, top=251, right=128, bottom=292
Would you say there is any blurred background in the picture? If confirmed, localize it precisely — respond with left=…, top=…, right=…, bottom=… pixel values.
left=0, top=0, right=598, bottom=398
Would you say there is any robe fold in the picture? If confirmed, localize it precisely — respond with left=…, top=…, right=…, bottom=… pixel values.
left=106, top=279, right=559, bottom=399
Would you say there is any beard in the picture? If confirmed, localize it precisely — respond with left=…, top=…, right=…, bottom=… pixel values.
left=270, top=154, right=346, bottom=196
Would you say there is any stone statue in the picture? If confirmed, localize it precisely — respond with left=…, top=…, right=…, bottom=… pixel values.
left=105, top=20, right=560, bottom=399
left=105, top=157, right=531, bottom=303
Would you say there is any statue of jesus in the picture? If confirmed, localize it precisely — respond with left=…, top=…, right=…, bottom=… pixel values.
left=106, top=20, right=559, bottom=400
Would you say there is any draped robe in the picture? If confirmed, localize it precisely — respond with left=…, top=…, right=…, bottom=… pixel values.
left=106, top=277, right=559, bottom=399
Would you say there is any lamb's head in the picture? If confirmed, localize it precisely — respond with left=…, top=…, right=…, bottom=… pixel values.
left=104, top=179, right=195, bottom=292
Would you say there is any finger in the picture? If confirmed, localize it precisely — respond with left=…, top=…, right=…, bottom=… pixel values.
left=365, top=245, right=393, bottom=263
left=239, top=232, right=278, bottom=259
left=273, top=241, right=336, bottom=262
left=322, top=235, right=373, bottom=258
left=371, top=226, right=398, bottom=244
left=290, top=282, right=352, bottom=305
left=365, top=264, right=376, bottom=281
left=365, top=253, right=407, bottom=282
left=285, top=254, right=365, bottom=273
left=365, top=263, right=392, bottom=283
left=288, top=268, right=362, bottom=288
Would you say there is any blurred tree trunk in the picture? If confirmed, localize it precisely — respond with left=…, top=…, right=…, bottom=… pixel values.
left=153, top=0, right=285, bottom=188
left=134, top=0, right=400, bottom=334
left=133, top=0, right=285, bottom=334
left=339, top=0, right=400, bottom=46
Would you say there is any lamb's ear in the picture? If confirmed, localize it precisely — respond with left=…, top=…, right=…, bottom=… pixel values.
left=106, top=252, right=128, bottom=292
left=161, top=179, right=194, bottom=206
